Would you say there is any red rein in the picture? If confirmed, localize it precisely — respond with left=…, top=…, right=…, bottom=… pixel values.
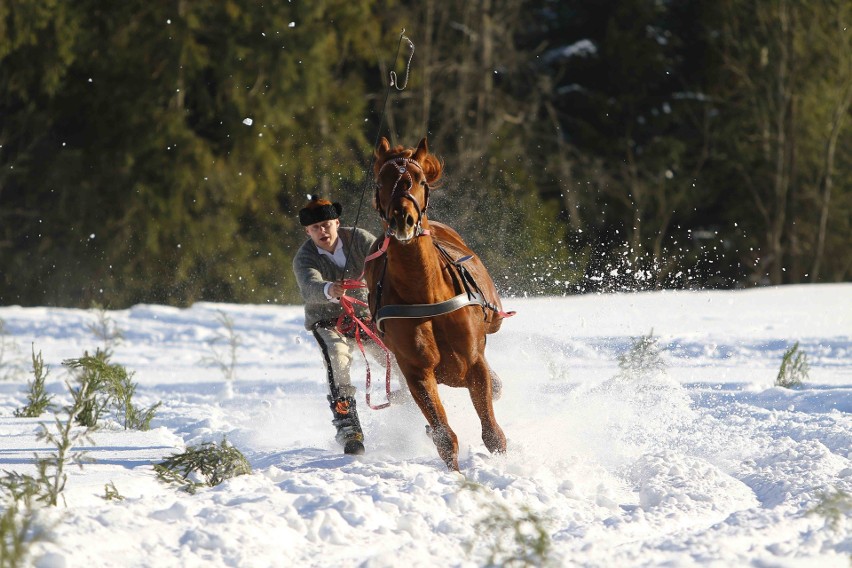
left=335, top=278, right=393, bottom=410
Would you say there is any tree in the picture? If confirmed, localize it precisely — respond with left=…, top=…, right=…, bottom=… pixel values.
left=383, top=0, right=582, bottom=294
left=526, top=0, right=728, bottom=289
left=1, top=0, right=391, bottom=306
left=714, top=0, right=852, bottom=284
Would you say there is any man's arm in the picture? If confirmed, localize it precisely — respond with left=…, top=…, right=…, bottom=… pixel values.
left=293, top=248, right=335, bottom=304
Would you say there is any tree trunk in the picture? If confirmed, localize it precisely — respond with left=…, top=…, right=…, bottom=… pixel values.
left=766, top=0, right=794, bottom=285
left=811, top=78, right=852, bottom=281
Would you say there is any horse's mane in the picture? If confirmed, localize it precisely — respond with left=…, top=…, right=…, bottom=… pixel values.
left=374, top=144, right=444, bottom=187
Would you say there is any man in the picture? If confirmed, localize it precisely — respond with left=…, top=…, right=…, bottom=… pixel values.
left=292, top=196, right=380, bottom=455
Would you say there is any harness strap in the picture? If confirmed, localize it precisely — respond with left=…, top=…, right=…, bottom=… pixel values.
left=433, top=242, right=517, bottom=320
left=364, top=235, right=390, bottom=265
left=375, top=292, right=486, bottom=333
left=336, top=280, right=393, bottom=410
left=365, top=236, right=516, bottom=328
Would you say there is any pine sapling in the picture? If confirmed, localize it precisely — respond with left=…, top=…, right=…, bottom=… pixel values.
left=15, top=347, right=54, bottom=418
left=808, top=489, right=851, bottom=531
left=154, top=439, right=251, bottom=494
left=461, top=480, right=553, bottom=567
left=63, top=350, right=112, bottom=427
left=34, top=376, right=96, bottom=507
left=618, top=329, right=667, bottom=381
left=102, top=359, right=160, bottom=430
left=103, top=481, right=125, bottom=502
left=0, top=473, right=46, bottom=568
left=775, top=341, right=809, bottom=389
left=63, top=350, right=160, bottom=430
left=201, top=311, right=241, bottom=382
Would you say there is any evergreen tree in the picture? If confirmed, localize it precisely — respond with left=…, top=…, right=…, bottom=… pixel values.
left=525, top=0, right=731, bottom=289
left=1, top=1, right=849, bottom=307
left=1, top=0, right=392, bottom=307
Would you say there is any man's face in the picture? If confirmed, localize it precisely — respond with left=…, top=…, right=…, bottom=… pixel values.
left=306, top=218, right=340, bottom=252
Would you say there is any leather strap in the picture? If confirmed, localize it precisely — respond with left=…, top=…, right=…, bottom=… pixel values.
left=375, top=292, right=485, bottom=332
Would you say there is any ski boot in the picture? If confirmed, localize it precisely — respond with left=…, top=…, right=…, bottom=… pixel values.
left=329, top=395, right=365, bottom=455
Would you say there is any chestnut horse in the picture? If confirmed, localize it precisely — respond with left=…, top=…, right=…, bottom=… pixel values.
left=365, top=137, right=511, bottom=471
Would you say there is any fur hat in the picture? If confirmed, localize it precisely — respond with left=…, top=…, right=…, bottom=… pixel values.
left=298, top=196, right=342, bottom=226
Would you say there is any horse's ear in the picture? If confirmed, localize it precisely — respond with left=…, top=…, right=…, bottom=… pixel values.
left=413, top=137, right=428, bottom=162
left=376, top=137, right=390, bottom=157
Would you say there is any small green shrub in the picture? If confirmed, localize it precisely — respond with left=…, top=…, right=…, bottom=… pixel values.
left=63, top=350, right=160, bottom=430
left=0, top=372, right=101, bottom=565
left=14, top=347, right=54, bottom=418
left=0, top=473, right=46, bottom=568
left=201, top=311, right=241, bottom=382
left=809, top=488, right=851, bottom=531
left=154, top=439, right=251, bottom=494
left=462, top=480, right=553, bottom=567
left=618, top=330, right=667, bottom=381
left=103, top=481, right=125, bottom=502
left=63, top=350, right=112, bottom=427
left=775, top=342, right=809, bottom=389
left=35, top=378, right=97, bottom=507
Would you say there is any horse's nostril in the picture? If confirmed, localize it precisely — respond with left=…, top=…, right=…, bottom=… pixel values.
left=406, top=215, right=415, bottom=228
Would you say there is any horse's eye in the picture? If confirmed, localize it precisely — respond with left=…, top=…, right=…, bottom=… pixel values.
left=420, top=180, right=427, bottom=186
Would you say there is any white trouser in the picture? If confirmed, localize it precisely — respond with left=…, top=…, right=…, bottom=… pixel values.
left=312, top=325, right=401, bottom=400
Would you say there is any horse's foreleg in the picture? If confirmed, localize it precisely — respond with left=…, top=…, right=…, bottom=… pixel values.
left=405, top=371, right=459, bottom=471
left=468, top=360, right=506, bottom=454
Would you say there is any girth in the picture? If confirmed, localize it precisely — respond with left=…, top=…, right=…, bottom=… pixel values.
left=375, top=291, right=486, bottom=332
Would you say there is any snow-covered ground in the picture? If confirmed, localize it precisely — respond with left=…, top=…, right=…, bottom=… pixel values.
left=0, top=284, right=850, bottom=567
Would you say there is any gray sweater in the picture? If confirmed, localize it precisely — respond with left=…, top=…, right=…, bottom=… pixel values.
left=292, top=227, right=377, bottom=330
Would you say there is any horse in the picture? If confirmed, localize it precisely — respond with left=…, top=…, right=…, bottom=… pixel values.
left=364, top=136, right=512, bottom=471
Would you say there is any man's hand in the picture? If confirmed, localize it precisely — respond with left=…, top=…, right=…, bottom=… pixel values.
left=328, top=281, right=346, bottom=300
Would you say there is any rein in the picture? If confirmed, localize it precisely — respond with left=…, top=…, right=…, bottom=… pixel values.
left=335, top=279, right=393, bottom=410
left=325, top=31, right=413, bottom=411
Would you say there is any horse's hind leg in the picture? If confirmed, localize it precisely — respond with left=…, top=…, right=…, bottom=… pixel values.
left=468, top=359, right=506, bottom=454
left=405, top=370, right=460, bottom=471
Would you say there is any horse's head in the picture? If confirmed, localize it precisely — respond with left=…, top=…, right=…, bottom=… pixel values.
left=373, top=137, right=443, bottom=242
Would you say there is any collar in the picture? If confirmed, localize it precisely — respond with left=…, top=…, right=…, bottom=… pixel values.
left=315, top=236, right=342, bottom=257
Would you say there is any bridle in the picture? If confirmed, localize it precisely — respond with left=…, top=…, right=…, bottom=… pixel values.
left=375, top=156, right=431, bottom=239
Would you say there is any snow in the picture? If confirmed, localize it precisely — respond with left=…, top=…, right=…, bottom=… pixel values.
left=1, top=284, right=850, bottom=567
left=542, top=39, right=598, bottom=64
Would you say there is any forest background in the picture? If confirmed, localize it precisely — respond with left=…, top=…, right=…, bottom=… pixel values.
left=1, top=0, right=850, bottom=308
